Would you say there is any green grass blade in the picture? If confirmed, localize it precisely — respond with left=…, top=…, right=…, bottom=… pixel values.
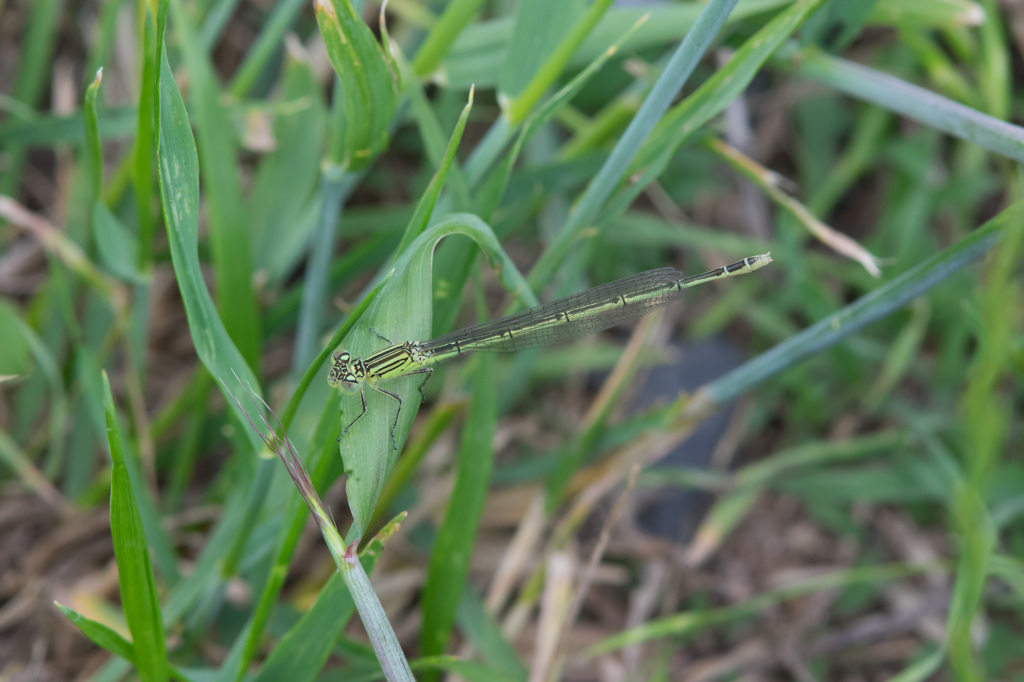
left=3, top=304, right=69, bottom=487
left=295, top=0, right=398, bottom=375
left=0, top=0, right=60, bottom=196
left=345, top=553, right=414, bottom=681
left=503, top=0, right=613, bottom=125
left=0, top=106, right=136, bottom=146
left=975, top=0, right=1010, bottom=119
left=692, top=432, right=909, bottom=561
left=249, top=51, right=326, bottom=281
left=227, top=0, right=306, bottom=97
left=86, top=355, right=180, bottom=583
left=791, top=47, right=1024, bottom=162
left=93, top=202, right=145, bottom=283
left=197, top=0, right=240, bottom=49
left=420, top=354, right=496, bottom=665
left=133, top=1, right=165, bottom=270
left=867, top=0, right=981, bottom=28
left=948, top=483, right=993, bottom=679
left=947, top=194, right=1022, bottom=678
left=607, top=0, right=828, bottom=222
left=0, top=302, right=31, bottom=379
left=83, top=69, right=104, bottom=204
left=291, top=172, right=359, bottom=372
left=56, top=603, right=186, bottom=681
left=702, top=198, right=1024, bottom=408
left=584, top=562, right=940, bottom=657
left=0, top=426, right=62, bottom=508
left=55, top=603, right=137, bottom=663
left=85, top=0, right=122, bottom=77
left=228, top=404, right=343, bottom=680
left=456, top=589, right=529, bottom=680
left=431, top=15, right=647, bottom=334
left=404, top=79, right=473, bottom=211
left=169, top=0, right=262, bottom=369
left=498, top=0, right=586, bottom=105
left=392, top=90, right=474, bottom=259
left=155, top=48, right=265, bottom=451
left=412, top=0, right=487, bottom=78
left=887, top=648, right=945, bottom=682
left=526, top=0, right=743, bottom=287
left=102, top=372, right=169, bottom=682
left=251, top=574, right=355, bottom=682
left=438, top=0, right=795, bottom=90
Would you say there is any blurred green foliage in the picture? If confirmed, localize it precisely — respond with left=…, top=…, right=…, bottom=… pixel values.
left=0, top=0, right=1021, bottom=679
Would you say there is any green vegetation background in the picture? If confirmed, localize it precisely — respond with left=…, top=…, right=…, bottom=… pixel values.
left=0, top=0, right=1021, bottom=680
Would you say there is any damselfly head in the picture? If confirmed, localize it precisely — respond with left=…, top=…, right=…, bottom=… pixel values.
left=327, top=351, right=353, bottom=388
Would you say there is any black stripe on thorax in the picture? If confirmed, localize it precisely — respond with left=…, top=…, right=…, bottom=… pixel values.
left=366, top=345, right=415, bottom=377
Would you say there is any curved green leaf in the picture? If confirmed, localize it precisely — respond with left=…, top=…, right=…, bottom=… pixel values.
left=336, top=214, right=536, bottom=537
